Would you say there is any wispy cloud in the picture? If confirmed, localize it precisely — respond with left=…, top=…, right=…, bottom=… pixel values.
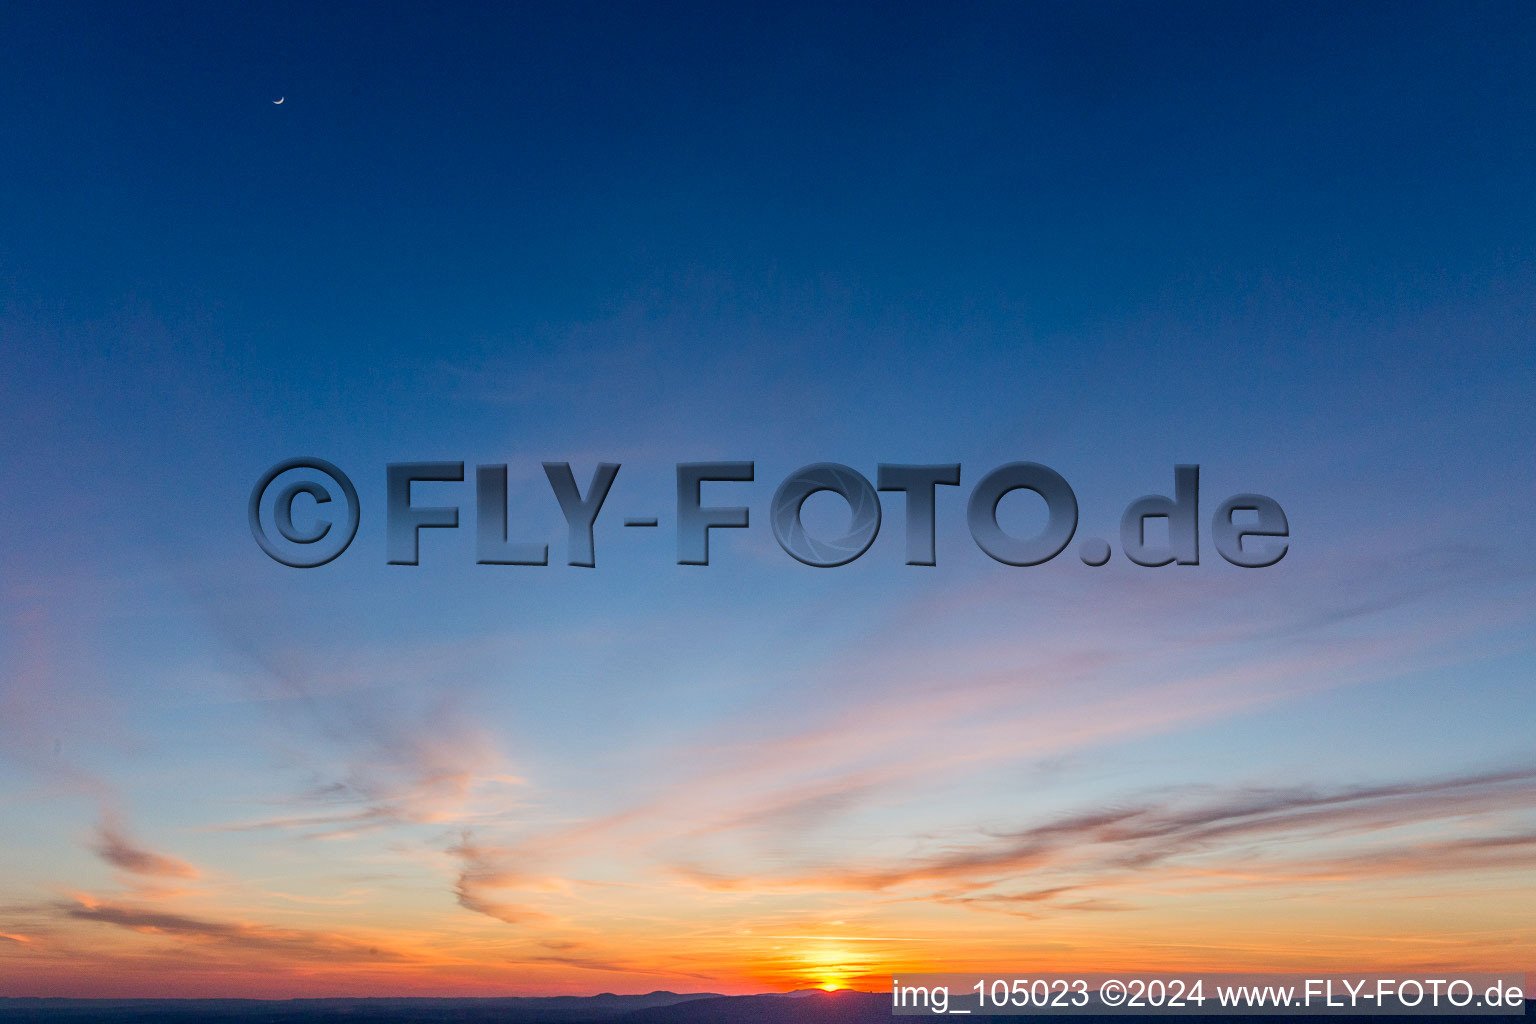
left=91, top=813, right=198, bottom=880
left=215, top=680, right=524, bottom=838
left=669, top=765, right=1536, bottom=906
left=58, top=898, right=410, bottom=963
left=446, top=831, right=551, bottom=925
left=513, top=946, right=714, bottom=981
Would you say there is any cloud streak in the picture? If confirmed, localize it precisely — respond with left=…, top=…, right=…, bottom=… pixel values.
left=92, top=814, right=198, bottom=880
left=669, top=765, right=1536, bottom=907
left=59, top=899, right=409, bottom=964
left=446, top=832, right=552, bottom=925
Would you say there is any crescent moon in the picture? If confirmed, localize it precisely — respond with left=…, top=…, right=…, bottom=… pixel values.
left=273, top=97, right=284, bottom=105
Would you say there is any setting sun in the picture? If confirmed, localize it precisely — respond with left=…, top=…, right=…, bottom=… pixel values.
left=796, top=944, right=857, bottom=993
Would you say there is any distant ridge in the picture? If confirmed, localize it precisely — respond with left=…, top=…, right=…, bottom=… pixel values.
left=0, top=991, right=891, bottom=1024
left=5, top=991, right=1531, bottom=1023
left=0, top=992, right=891, bottom=1023
left=0, top=991, right=735, bottom=1024
left=621, top=990, right=886, bottom=1023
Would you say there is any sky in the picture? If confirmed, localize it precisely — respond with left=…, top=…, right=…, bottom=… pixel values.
left=1, top=0, right=1534, bottom=1000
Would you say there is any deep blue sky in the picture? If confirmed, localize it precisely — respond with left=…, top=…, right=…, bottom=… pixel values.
left=1, top=0, right=1533, bottom=998
left=8, top=2, right=1535, bottom=337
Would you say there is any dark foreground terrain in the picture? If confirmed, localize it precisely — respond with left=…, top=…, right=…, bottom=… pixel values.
left=0, top=992, right=883, bottom=1024
left=1, top=993, right=1531, bottom=1024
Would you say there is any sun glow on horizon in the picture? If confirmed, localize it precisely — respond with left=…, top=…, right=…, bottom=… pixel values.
left=795, top=944, right=859, bottom=993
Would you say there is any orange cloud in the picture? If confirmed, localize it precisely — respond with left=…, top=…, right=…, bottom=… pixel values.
left=58, top=898, right=412, bottom=964
left=91, top=814, right=198, bottom=880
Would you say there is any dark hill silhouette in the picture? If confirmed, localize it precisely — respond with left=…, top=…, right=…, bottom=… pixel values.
left=0, top=992, right=718, bottom=1024
left=3, top=992, right=1529, bottom=1023
left=619, top=991, right=886, bottom=1024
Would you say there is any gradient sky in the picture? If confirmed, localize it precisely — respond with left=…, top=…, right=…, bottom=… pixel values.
left=2, top=0, right=1534, bottom=999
